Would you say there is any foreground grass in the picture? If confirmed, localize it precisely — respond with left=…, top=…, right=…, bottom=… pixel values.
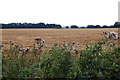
left=2, top=38, right=120, bottom=79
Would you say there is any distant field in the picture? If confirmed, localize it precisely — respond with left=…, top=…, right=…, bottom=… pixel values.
left=1, top=28, right=118, bottom=49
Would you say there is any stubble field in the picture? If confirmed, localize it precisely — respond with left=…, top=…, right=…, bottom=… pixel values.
left=1, top=28, right=118, bottom=50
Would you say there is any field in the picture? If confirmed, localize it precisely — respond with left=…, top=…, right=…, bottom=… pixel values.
left=1, top=28, right=118, bottom=50
left=1, top=28, right=120, bottom=79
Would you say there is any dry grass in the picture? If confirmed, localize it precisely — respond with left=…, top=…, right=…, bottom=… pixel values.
left=1, top=28, right=118, bottom=50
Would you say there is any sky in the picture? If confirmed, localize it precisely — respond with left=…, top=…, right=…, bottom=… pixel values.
left=0, top=0, right=119, bottom=26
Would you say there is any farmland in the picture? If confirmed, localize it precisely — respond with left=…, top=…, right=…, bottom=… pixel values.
left=1, top=28, right=118, bottom=50
left=1, top=28, right=120, bottom=79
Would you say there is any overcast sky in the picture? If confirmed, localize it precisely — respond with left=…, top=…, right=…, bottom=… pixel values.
left=0, top=0, right=119, bottom=26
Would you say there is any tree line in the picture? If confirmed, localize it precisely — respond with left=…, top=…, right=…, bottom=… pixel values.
left=1, top=23, right=62, bottom=29
left=0, top=22, right=120, bottom=29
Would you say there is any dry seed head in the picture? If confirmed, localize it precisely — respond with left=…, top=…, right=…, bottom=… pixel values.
left=77, top=42, right=80, bottom=45
left=67, top=46, right=73, bottom=51
left=106, top=32, right=119, bottom=40
left=14, top=44, right=19, bottom=48
left=9, top=40, right=12, bottom=43
left=63, top=42, right=68, bottom=47
left=25, top=47, right=30, bottom=52
left=109, top=43, right=115, bottom=47
left=76, top=42, right=80, bottom=47
left=0, top=44, right=4, bottom=47
left=103, top=31, right=108, bottom=35
left=0, top=44, right=4, bottom=50
left=72, top=41, right=76, bottom=45
left=35, top=37, right=40, bottom=40
left=35, top=37, right=42, bottom=41
left=42, top=40, right=45, bottom=43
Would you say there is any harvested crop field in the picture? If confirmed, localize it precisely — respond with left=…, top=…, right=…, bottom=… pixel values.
left=1, top=28, right=119, bottom=49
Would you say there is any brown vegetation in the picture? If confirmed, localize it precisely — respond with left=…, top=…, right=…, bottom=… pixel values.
left=1, top=28, right=118, bottom=50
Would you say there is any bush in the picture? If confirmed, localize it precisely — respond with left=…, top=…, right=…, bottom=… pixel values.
left=32, top=49, right=74, bottom=78
left=2, top=38, right=120, bottom=79
left=68, top=39, right=120, bottom=79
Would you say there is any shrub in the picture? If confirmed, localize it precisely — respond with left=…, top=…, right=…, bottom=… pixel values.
left=68, top=39, right=120, bottom=79
left=2, top=38, right=120, bottom=79
left=32, top=49, right=74, bottom=78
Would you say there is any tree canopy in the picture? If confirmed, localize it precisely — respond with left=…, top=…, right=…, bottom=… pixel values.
left=0, top=22, right=119, bottom=29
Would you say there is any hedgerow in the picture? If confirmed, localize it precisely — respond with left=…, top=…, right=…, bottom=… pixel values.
left=2, top=38, right=120, bottom=79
